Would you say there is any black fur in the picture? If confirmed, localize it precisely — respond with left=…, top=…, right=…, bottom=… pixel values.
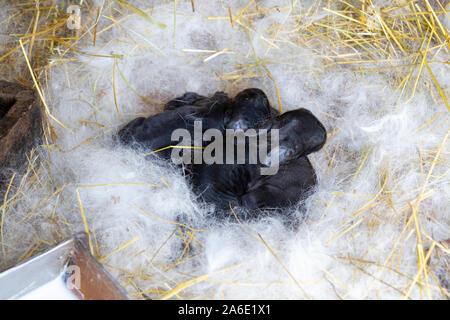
left=117, top=89, right=277, bottom=159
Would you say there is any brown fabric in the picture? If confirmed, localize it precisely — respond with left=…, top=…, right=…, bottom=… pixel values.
left=0, top=80, right=42, bottom=184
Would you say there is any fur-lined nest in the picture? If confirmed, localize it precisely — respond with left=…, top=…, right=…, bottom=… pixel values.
left=0, top=0, right=448, bottom=300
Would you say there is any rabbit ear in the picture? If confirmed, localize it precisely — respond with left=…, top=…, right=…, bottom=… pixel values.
left=164, top=92, right=206, bottom=111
